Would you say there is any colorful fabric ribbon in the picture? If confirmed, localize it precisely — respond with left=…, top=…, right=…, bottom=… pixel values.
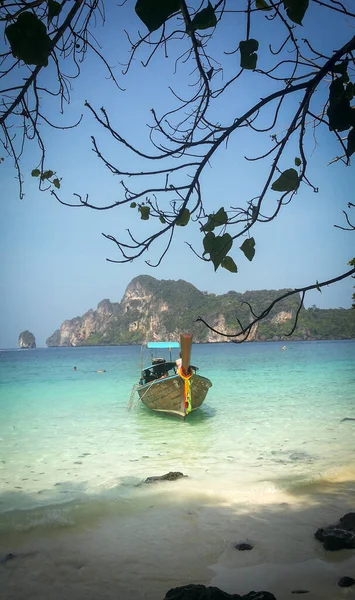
left=178, top=366, right=193, bottom=415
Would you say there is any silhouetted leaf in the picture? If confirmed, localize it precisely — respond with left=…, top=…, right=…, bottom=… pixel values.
left=41, top=170, right=54, bottom=180
left=327, top=97, right=352, bottom=132
left=48, top=0, right=62, bottom=22
left=283, top=0, right=309, bottom=25
left=159, top=216, right=166, bottom=224
left=31, top=169, right=40, bottom=177
left=327, top=75, right=355, bottom=131
left=271, top=168, right=299, bottom=192
left=130, top=202, right=137, bottom=208
left=176, top=208, right=190, bottom=226
left=212, top=207, right=228, bottom=226
left=240, top=39, right=259, bottom=70
left=5, top=12, right=51, bottom=67
left=203, top=232, right=215, bottom=254
left=346, top=128, right=355, bottom=158
left=135, top=0, right=180, bottom=32
left=203, top=207, right=228, bottom=232
left=333, top=59, right=349, bottom=82
left=329, top=78, right=344, bottom=102
left=188, top=2, right=217, bottom=31
left=53, top=178, right=60, bottom=189
left=139, top=205, right=150, bottom=220
left=221, top=256, right=238, bottom=273
left=202, top=222, right=213, bottom=234
left=295, top=157, right=301, bottom=167
left=345, top=82, right=354, bottom=101
left=240, top=237, right=255, bottom=261
left=203, top=232, right=233, bottom=271
left=255, top=0, right=272, bottom=10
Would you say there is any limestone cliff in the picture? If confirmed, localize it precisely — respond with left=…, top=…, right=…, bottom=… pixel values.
left=45, top=276, right=295, bottom=346
left=46, top=275, right=355, bottom=346
left=19, top=330, right=36, bottom=349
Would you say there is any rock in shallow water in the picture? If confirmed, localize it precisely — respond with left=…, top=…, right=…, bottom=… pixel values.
left=289, top=452, right=312, bottom=462
left=163, top=584, right=276, bottom=600
left=315, top=512, right=355, bottom=550
left=338, top=577, right=355, bottom=587
left=144, top=472, right=187, bottom=484
left=235, top=542, right=253, bottom=551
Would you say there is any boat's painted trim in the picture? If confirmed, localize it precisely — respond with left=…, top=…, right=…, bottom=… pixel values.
left=137, top=373, right=211, bottom=392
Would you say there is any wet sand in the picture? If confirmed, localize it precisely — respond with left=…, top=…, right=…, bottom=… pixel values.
left=1, top=470, right=355, bottom=600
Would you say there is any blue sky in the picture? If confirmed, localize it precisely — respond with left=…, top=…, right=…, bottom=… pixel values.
left=0, top=2, right=354, bottom=348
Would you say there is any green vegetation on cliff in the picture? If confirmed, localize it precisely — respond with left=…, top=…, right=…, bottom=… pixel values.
left=46, top=276, right=355, bottom=347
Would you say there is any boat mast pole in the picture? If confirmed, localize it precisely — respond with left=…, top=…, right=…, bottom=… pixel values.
left=180, top=333, right=192, bottom=375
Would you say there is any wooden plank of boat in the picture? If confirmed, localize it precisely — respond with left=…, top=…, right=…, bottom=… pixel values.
left=137, top=373, right=212, bottom=418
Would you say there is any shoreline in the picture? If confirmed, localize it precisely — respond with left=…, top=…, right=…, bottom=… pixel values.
left=1, top=469, right=355, bottom=600
left=4, top=337, right=355, bottom=351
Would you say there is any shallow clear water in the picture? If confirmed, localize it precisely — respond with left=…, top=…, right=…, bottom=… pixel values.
left=0, top=341, right=354, bottom=520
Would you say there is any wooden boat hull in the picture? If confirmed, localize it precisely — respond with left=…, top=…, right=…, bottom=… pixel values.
left=137, top=373, right=212, bottom=418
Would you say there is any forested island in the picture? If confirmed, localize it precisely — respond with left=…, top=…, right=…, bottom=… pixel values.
left=46, top=276, right=355, bottom=346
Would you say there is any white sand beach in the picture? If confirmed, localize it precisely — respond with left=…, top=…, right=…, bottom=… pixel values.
left=1, top=468, right=355, bottom=600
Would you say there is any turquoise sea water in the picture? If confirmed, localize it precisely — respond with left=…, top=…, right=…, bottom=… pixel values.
left=0, top=341, right=354, bottom=524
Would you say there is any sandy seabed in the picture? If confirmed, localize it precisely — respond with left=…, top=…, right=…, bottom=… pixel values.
left=1, top=469, right=355, bottom=600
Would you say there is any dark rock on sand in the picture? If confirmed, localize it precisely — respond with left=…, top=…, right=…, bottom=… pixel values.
left=0, top=550, right=38, bottom=565
left=164, top=585, right=239, bottom=599
left=315, top=527, right=355, bottom=550
left=0, top=553, right=16, bottom=564
left=235, top=542, right=253, bottom=551
left=291, top=591, right=309, bottom=594
left=144, top=472, right=187, bottom=484
left=340, top=513, right=355, bottom=529
left=338, top=577, right=355, bottom=587
left=163, top=585, right=276, bottom=600
left=315, top=512, right=355, bottom=550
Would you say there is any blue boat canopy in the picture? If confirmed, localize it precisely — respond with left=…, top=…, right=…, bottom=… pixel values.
left=147, top=341, right=180, bottom=349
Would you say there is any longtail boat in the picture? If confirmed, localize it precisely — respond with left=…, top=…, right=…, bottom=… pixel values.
left=136, top=333, right=212, bottom=419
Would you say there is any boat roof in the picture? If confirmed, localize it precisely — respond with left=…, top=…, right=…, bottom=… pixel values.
left=147, top=342, right=180, bottom=349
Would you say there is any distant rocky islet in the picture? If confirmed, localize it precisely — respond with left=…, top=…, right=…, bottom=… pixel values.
left=18, top=330, right=36, bottom=349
